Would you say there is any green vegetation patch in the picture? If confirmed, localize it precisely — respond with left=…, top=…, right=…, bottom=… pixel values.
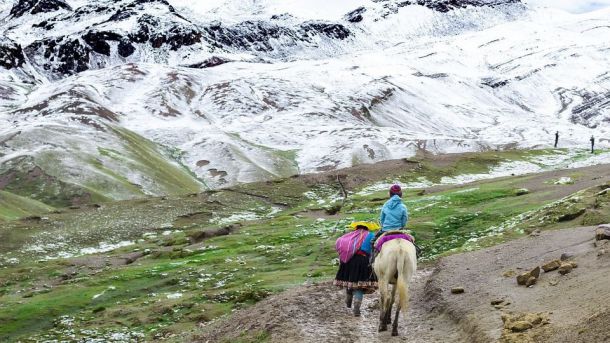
left=0, top=190, right=54, bottom=221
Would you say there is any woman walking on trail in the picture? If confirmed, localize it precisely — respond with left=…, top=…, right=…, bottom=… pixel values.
left=334, top=222, right=379, bottom=317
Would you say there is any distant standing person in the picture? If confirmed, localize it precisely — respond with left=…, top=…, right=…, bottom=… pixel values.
left=554, top=131, right=559, bottom=148
left=590, top=135, right=595, bottom=154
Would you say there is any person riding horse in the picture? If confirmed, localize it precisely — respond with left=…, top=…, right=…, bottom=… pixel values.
left=371, top=184, right=409, bottom=262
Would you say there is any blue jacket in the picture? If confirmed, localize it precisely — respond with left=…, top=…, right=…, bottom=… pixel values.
left=380, top=195, right=408, bottom=231
left=359, top=231, right=375, bottom=255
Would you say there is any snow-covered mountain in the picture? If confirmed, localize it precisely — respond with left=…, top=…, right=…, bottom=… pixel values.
left=1, top=0, right=610, bottom=204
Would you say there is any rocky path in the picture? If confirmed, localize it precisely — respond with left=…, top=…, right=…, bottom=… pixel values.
left=197, top=226, right=610, bottom=343
left=197, top=269, right=465, bottom=343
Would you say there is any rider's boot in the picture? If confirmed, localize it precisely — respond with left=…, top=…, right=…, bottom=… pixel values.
left=370, top=250, right=377, bottom=267
left=345, top=289, right=353, bottom=308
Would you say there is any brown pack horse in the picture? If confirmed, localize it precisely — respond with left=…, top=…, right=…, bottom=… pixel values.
left=373, top=238, right=417, bottom=336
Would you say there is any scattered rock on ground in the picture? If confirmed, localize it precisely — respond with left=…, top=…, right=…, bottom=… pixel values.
left=510, top=321, right=533, bottom=332
left=529, top=229, right=541, bottom=237
left=503, top=270, right=517, bottom=277
left=560, top=252, right=574, bottom=261
left=501, top=312, right=550, bottom=342
left=451, top=287, right=465, bottom=294
left=526, top=276, right=537, bottom=287
left=491, top=298, right=505, bottom=305
left=542, top=260, right=561, bottom=272
left=515, top=188, right=530, bottom=196
left=530, top=266, right=540, bottom=278
left=595, top=225, right=610, bottom=240
left=517, top=272, right=530, bottom=285
left=558, top=263, right=573, bottom=275
left=517, top=266, right=540, bottom=286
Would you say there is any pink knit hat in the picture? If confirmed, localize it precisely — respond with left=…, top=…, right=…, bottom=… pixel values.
left=389, top=184, right=402, bottom=197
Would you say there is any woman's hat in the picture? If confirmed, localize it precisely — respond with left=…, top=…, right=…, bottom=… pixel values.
left=349, top=221, right=380, bottom=231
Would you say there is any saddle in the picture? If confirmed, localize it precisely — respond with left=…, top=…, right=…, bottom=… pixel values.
left=374, top=230, right=415, bottom=253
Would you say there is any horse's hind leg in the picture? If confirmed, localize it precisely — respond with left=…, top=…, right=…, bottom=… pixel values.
left=391, top=304, right=401, bottom=337
left=378, top=290, right=387, bottom=332
left=384, top=284, right=396, bottom=325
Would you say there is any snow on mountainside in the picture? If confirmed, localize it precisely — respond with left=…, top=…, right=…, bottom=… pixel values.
left=1, top=0, right=610, bottom=205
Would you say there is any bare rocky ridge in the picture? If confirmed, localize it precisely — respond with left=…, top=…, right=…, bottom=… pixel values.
left=196, top=226, right=610, bottom=342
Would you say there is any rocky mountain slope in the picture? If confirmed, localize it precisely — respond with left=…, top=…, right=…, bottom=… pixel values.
left=1, top=0, right=610, bottom=205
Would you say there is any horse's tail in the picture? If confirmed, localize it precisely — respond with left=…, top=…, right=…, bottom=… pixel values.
left=396, top=243, right=411, bottom=315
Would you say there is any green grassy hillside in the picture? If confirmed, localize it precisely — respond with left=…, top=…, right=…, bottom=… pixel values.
left=0, top=149, right=609, bottom=342
left=0, top=190, right=54, bottom=221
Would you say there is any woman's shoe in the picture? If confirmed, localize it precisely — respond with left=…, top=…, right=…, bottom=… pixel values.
left=345, top=290, right=353, bottom=308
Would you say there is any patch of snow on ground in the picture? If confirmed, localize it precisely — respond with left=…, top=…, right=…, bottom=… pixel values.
left=440, top=160, right=541, bottom=184
left=554, top=176, right=574, bottom=185
left=567, top=151, right=610, bottom=168
left=79, top=241, right=135, bottom=255
left=211, top=211, right=260, bottom=225
left=359, top=150, right=610, bottom=195
left=166, top=292, right=183, bottom=299
left=357, top=177, right=435, bottom=195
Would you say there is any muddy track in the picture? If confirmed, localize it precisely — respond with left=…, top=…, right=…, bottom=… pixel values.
left=196, top=226, right=610, bottom=343
left=196, top=269, right=465, bottom=343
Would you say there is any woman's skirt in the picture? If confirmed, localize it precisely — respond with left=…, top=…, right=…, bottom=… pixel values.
left=333, top=254, right=377, bottom=293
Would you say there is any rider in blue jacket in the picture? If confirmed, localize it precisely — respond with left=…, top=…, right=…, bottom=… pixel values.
left=372, top=184, right=409, bottom=254
left=381, top=184, right=408, bottom=231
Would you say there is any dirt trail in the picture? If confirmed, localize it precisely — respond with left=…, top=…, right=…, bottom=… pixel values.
left=197, top=226, right=610, bottom=343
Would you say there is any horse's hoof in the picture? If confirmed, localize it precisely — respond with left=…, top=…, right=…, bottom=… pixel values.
left=391, top=331, right=399, bottom=337
left=379, top=326, right=387, bottom=332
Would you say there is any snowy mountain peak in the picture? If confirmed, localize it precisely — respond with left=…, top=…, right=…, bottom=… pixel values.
left=1, top=0, right=609, bottom=205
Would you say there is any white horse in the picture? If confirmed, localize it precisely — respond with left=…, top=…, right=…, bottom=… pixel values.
left=373, top=238, right=417, bottom=336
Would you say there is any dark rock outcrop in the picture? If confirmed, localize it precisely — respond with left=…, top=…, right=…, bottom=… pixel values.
left=345, top=7, right=366, bottom=23
left=187, top=56, right=230, bottom=69
left=376, top=0, right=521, bottom=18
left=300, top=22, right=350, bottom=40
left=0, top=40, right=26, bottom=69
left=570, top=90, right=610, bottom=128
left=129, top=15, right=202, bottom=50
left=27, top=37, right=91, bottom=74
left=413, top=0, right=521, bottom=12
left=82, top=31, right=123, bottom=56
left=118, top=39, right=136, bottom=57
left=202, top=20, right=350, bottom=52
left=10, top=0, right=72, bottom=17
